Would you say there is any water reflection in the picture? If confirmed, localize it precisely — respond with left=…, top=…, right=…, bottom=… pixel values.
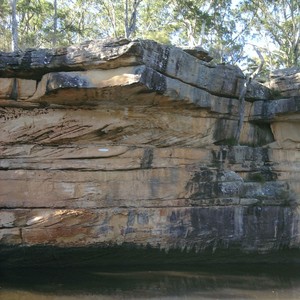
left=1, top=264, right=300, bottom=299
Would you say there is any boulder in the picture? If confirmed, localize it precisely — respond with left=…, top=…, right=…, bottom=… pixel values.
left=266, top=67, right=300, bottom=97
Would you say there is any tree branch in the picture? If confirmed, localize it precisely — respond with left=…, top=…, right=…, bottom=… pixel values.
left=233, top=46, right=264, bottom=145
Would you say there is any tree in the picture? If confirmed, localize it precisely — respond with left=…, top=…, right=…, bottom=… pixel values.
left=169, top=0, right=216, bottom=47
left=93, top=0, right=142, bottom=39
left=0, top=0, right=298, bottom=74
left=53, top=0, right=57, bottom=46
left=165, top=0, right=246, bottom=65
left=137, top=0, right=174, bottom=44
left=11, top=0, right=18, bottom=50
left=234, top=47, right=264, bottom=144
left=0, top=0, right=11, bottom=51
left=57, top=0, right=101, bottom=44
left=16, top=0, right=54, bottom=48
left=124, top=0, right=142, bottom=38
left=240, top=0, right=300, bottom=69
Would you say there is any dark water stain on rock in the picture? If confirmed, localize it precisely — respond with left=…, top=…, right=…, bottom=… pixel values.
left=140, top=147, right=153, bottom=169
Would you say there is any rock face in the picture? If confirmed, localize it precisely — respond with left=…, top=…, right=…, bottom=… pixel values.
left=0, top=39, right=300, bottom=266
left=267, top=67, right=300, bottom=98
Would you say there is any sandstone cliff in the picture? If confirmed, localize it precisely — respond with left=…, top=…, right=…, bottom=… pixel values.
left=0, top=39, right=300, bottom=266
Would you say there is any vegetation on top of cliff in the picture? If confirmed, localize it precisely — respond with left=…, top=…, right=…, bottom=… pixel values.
left=0, top=0, right=299, bottom=75
left=269, top=88, right=283, bottom=100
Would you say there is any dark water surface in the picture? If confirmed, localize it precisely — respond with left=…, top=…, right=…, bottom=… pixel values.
left=1, top=264, right=300, bottom=299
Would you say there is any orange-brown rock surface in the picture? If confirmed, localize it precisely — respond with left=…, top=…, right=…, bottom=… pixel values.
left=0, top=39, right=299, bottom=266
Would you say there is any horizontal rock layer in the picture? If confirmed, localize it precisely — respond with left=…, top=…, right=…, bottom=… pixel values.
left=0, top=39, right=300, bottom=265
left=0, top=38, right=270, bottom=101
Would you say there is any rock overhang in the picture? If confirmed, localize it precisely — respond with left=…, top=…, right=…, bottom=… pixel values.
left=0, top=38, right=300, bottom=266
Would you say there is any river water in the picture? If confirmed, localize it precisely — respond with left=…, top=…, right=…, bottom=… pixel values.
left=1, top=264, right=300, bottom=300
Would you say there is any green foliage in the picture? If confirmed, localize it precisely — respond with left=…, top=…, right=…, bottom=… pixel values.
left=215, top=138, right=238, bottom=146
left=270, top=89, right=283, bottom=100
left=0, top=0, right=12, bottom=51
left=246, top=172, right=266, bottom=183
left=239, top=0, right=300, bottom=70
left=0, top=0, right=298, bottom=73
left=137, top=0, right=174, bottom=44
left=16, top=0, right=54, bottom=48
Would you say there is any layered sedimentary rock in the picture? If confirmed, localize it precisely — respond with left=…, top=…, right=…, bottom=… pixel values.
left=0, top=39, right=299, bottom=266
left=267, top=67, right=300, bottom=98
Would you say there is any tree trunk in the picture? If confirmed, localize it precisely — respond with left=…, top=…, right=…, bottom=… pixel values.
left=293, top=26, right=300, bottom=66
left=124, top=0, right=129, bottom=38
left=234, top=47, right=264, bottom=145
left=198, top=21, right=206, bottom=46
left=53, top=0, right=57, bottom=47
left=124, top=0, right=141, bottom=39
left=11, top=0, right=18, bottom=51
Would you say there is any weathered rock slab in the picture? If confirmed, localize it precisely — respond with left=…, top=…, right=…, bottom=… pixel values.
left=267, top=67, right=300, bottom=97
left=0, top=39, right=246, bottom=99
